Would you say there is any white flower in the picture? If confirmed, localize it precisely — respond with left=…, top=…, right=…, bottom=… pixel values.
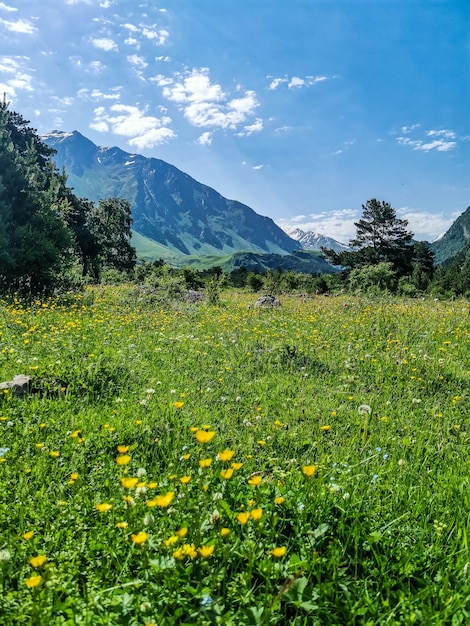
left=358, top=404, right=371, bottom=415
left=0, top=549, right=11, bottom=561
left=136, top=467, right=147, bottom=477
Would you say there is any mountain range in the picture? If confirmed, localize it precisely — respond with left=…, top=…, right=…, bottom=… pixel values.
left=281, top=227, right=348, bottom=253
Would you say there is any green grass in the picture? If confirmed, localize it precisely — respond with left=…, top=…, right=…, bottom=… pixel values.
left=0, top=288, right=468, bottom=625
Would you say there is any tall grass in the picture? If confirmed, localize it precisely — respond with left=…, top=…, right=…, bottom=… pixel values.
left=0, top=288, right=468, bottom=625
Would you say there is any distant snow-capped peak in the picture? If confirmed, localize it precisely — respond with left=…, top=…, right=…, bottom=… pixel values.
left=282, top=226, right=348, bottom=252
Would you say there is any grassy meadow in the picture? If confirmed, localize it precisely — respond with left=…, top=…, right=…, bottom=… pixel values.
left=0, top=287, right=468, bottom=625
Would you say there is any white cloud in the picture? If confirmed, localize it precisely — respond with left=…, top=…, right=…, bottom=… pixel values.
left=268, top=77, right=288, bottom=90
left=397, top=208, right=458, bottom=241
left=0, top=81, right=15, bottom=98
left=426, top=129, right=456, bottom=139
left=66, top=0, right=93, bottom=4
left=91, top=38, right=118, bottom=52
left=253, top=164, right=264, bottom=170
left=125, top=37, right=139, bottom=46
left=277, top=209, right=358, bottom=243
left=401, top=124, right=420, bottom=134
left=0, top=3, right=17, bottom=12
left=8, top=72, right=33, bottom=91
left=236, top=118, right=263, bottom=137
left=289, top=76, right=305, bottom=88
left=196, top=131, right=212, bottom=146
left=78, top=88, right=121, bottom=101
left=269, top=74, right=329, bottom=90
left=127, top=54, right=147, bottom=69
left=155, top=55, right=171, bottom=62
left=142, top=27, right=169, bottom=45
left=91, top=103, right=176, bottom=148
left=0, top=17, right=37, bottom=34
left=154, top=68, right=259, bottom=131
left=396, top=126, right=459, bottom=152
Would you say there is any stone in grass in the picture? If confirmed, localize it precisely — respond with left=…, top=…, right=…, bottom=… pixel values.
left=0, top=374, right=32, bottom=397
left=254, top=295, right=282, bottom=308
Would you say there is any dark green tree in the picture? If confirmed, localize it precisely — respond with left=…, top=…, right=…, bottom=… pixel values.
left=322, top=199, right=414, bottom=276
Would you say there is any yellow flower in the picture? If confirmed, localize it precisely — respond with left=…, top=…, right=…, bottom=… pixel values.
left=176, top=527, right=188, bottom=537
left=190, top=426, right=198, bottom=432
left=121, top=477, right=139, bottom=489
left=131, top=531, right=148, bottom=545
left=49, top=451, right=60, bottom=458
left=236, top=512, right=250, bottom=525
left=180, top=475, right=191, bottom=484
left=96, top=503, right=113, bottom=513
left=302, top=465, right=316, bottom=477
left=250, top=507, right=263, bottom=521
left=117, top=445, right=129, bottom=454
left=148, top=482, right=158, bottom=489
left=220, top=527, right=231, bottom=537
left=116, top=522, right=128, bottom=529
left=320, top=424, right=331, bottom=431
left=195, top=430, right=216, bottom=444
left=199, top=458, right=212, bottom=468
left=274, top=496, right=285, bottom=505
left=218, top=449, right=234, bottom=462
left=70, top=473, right=79, bottom=480
left=220, top=468, right=234, bottom=480
left=231, top=462, right=243, bottom=470
left=29, top=555, right=47, bottom=568
left=22, top=531, right=34, bottom=540
left=173, top=543, right=197, bottom=560
left=198, top=545, right=215, bottom=558
left=182, top=453, right=190, bottom=460
left=173, top=401, right=184, bottom=409
left=147, top=492, right=174, bottom=508
left=257, top=440, right=266, bottom=446
left=25, top=575, right=42, bottom=588
left=164, top=535, right=179, bottom=547
left=116, top=454, right=131, bottom=466
left=270, top=546, right=287, bottom=558
left=248, top=475, right=262, bottom=486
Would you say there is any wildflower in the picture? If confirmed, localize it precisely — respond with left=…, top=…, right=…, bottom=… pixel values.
left=25, top=575, right=42, bottom=588
left=123, top=495, right=135, bottom=507
left=29, top=555, right=47, bottom=568
left=199, top=458, right=212, bottom=468
left=164, top=535, right=179, bottom=547
left=180, top=475, right=191, bottom=484
left=117, top=445, right=129, bottom=454
left=176, top=527, right=188, bottom=537
left=148, top=482, right=158, bottom=489
left=231, top=462, right=243, bottom=470
left=49, top=451, right=60, bottom=458
left=116, top=522, right=128, bottom=529
left=218, top=449, right=234, bottom=462
left=173, top=401, right=184, bottom=409
left=0, top=549, right=11, bottom=561
left=96, top=503, right=113, bottom=513
left=248, top=475, right=262, bottom=486
left=181, top=453, right=190, bottom=461
left=320, top=424, right=331, bottom=431
left=116, top=454, right=131, bottom=466
left=250, top=507, right=263, bottom=521
left=257, top=440, right=266, bottom=446
left=147, top=492, right=174, bottom=508
left=70, top=473, right=79, bottom=480
left=220, top=468, right=234, bottom=480
left=302, top=465, right=316, bottom=477
left=195, top=430, right=215, bottom=444
left=274, top=496, right=285, bottom=505
left=198, top=545, right=215, bottom=558
left=220, top=527, right=231, bottom=537
left=237, top=512, right=250, bottom=525
left=131, top=531, right=148, bottom=545
left=358, top=404, right=371, bottom=415
left=121, top=477, right=139, bottom=489
left=173, top=543, right=197, bottom=560
left=270, top=546, right=287, bottom=558
left=22, top=531, right=34, bottom=540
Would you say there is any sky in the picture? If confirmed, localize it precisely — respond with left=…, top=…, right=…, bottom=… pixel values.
left=1, top=0, right=469, bottom=243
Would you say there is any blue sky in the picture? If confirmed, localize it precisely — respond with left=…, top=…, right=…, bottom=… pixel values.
left=1, top=0, right=468, bottom=243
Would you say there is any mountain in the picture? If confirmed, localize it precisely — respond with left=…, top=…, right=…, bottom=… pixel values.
left=282, top=227, right=348, bottom=253
left=430, top=206, right=470, bottom=264
left=43, top=131, right=301, bottom=258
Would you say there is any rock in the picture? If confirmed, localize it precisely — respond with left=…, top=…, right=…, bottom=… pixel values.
left=254, top=295, right=282, bottom=308
left=186, top=290, right=205, bottom=303
left=0, top=374, right=32, bottom=397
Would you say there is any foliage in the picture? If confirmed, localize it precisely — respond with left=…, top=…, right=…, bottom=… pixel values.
left=0, top=288, right=468, bottom=624
left=349, top=262, right=396, bottom=293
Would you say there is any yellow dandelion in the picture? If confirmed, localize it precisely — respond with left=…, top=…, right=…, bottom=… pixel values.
left=70, top=473, right=79, bottom=480
left=148, top=482, right=158, bottom=489
left=302, top=465, right=316, bottom=477
left=180, top=475, right=191, bottom=484
left=274, top=496, right=285, bottom=505
left=173, top=401, right=184, bottom=409
left=121, top=477, right=139, bottom=489
left=22, top=531, right=34, bottom=540
left=218, top=449, right=234, bottom=462
left=190, top=426, right=198, bottom=432
left=231, top=462, right=243, bottom=470
left=49, top=451, right=60, bottom=458
left=29, top=555, right=47, bottom=568
left=116, top=522, right=128, bottom=529
left=250, top=507, right=263, bottom=521
left=131, top=531, right=148, bottom=545
left=220, top=527, right=231, bottom=537
left=117, top=445, right=129, bottom=454
left=320, top=424, right=331, bottom=431
left=116, top=454, right=131, bottom=466
left=164, top=535, right=179, bottom=548
left=25, top=575, right=42, bottom=588
left=270, top=546, right=287, bottom=558
left=176, top=527, right=188, bottom=537
left=257, top=440, right=266, bottom=446
left=248, top=475, right=262, bottom=486
left=182, top=453, right=190, bottom=460
left=220, top=468, right=234, bottom=480
left=195, top=430, right=216, bottom=444
left=96, top=503, right=113, bottom=513
left=198, top=545, right=215, bottom=558
left=146, top=492, right=174, bottom=508
left=236, top=512, right=250, bottom=525
left=199, top=458, right=212, bottom=468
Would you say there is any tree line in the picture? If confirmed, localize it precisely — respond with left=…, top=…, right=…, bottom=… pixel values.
left=0, top=101, right=135, bottom=294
